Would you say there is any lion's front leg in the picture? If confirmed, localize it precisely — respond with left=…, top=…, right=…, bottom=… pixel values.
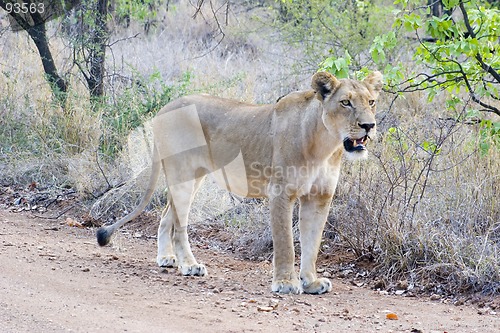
left=298, top=194, right=334, bottom=294
left=269, top=191, right=301, bottom=294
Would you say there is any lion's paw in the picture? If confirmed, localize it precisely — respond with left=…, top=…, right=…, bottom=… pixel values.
left=179, top=263, right=207, bottom=276
left=272, top=279, right=302, bottom=294
left=157, top=255, right=178, bottom=268
left=302, top=277, right=332, bottom=294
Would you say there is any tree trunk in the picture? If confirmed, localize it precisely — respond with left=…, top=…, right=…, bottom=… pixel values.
left=27, top=21, right=68, bottom=102
left=87, top=0, right=109, bottom=100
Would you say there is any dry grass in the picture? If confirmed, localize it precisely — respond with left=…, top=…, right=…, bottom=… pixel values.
left=0, top=1, right=498, bottom=296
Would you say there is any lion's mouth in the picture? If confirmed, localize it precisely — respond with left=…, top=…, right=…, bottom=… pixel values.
left=343, top=136, right=369, bottom=152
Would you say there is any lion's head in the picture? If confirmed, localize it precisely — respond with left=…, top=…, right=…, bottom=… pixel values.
left=312, top=71, right=383, bottom=159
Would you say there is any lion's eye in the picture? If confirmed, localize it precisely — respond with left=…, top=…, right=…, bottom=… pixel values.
left=340, top=100, right=351, bottom=107
left=369, top=100, right=375, bottom=107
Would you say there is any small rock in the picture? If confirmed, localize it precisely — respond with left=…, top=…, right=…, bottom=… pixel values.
left=350, top=280, right=364, bottom=287
left=430, top=294, right=441, bottom=301
left=268, top=299, right=279, bottom=310
left=386, top=312, right=398, bottom=320
left=396, top=280, right=408, bottom=290
left=339, top=269, right=353, bottom=278
left=373, top=279, right=386, bottom=290
left=66, top=217, right=83, bottom=228
left=257, top=306, right=274, bottom=312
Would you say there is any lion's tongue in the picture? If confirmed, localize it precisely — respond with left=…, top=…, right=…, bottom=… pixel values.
left=355, top=138, right=365, bottom=146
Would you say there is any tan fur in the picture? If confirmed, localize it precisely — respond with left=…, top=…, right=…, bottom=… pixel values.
left=97, top=71, right=383, bottom=294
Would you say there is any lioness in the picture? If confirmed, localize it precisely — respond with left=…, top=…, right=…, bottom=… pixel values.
left=97, top=71, right=383, bottom=294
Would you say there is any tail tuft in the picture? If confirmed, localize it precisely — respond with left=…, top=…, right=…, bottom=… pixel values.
left=96, top=227, right=113, bottom=246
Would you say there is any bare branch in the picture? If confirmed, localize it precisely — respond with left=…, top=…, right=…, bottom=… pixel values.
left=191, top=0, right=204, bottom=19
left=108, top=33, right=140, bottom=47
left=187, top=0, right=227, bottom=58
left=453, top=57, right=500, bottom=116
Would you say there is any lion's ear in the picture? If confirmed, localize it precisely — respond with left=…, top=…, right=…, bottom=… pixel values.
left=312, top=72, right=340, bottom=101
left=363, top=71, right=383, bottom=96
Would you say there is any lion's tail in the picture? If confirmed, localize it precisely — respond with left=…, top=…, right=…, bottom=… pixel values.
left=96, top=146, right=162, bottom=246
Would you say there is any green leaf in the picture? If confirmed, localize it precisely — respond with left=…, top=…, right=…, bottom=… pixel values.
left=319, top=54, right=351, bottom=79
left=402, top=13, right=422, bottom=32
left=479, top=141, right=490, bottom=155
left=442, top=0, right=460, bottom=10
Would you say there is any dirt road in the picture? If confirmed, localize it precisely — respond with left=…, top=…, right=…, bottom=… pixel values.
left=0, top=210, right=498, bottom=333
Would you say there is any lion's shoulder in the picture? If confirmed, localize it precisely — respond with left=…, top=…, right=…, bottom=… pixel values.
left=274, top=90, right=317, bottom=113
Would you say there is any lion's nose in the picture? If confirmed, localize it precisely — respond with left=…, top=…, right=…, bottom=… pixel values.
left=359, top=123, right=375, bottom=132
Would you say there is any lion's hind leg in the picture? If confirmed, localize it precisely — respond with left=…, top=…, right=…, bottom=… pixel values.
left=156, top=200, right=177, bottom=268
left=173, top=220, right=207, bottom=276
left=159, top=177, right=206, bottom=276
